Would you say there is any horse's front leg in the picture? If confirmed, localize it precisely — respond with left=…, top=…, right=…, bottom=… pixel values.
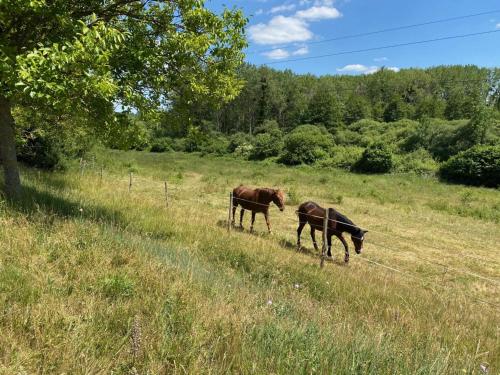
left=239, top=208, right=245, bottom=228
left=264, top=210, right=271, bottom=233
left=250, top=211, right=256, bottom=232
left=337, top=234, right=349, bottom=263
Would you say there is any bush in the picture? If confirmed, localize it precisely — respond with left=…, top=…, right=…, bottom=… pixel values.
left=234, top=143, right=254, bottom=158
left=201, top=135, right=230, bottom=156
left=228, top=132, right=254, bottom=153
left=254, top=120, right=281, bottom=137
left=393, top=148, right=438, bottom=176
left=150, top=137, right=173, bottom=153
left=171, top=138, right=187, bottom=152
left=355, top=143, right=394, bottom=173
left=279, top=125, right=334, bottom=165
left=184, top=126, right=206, bottom=152
left=250, top=133, right=283, bottom=160
left=17, top=131, right=62, bottom=169
left=316, top=146, right=364, bottom=171
left=439, top=145, right=500, bottom=187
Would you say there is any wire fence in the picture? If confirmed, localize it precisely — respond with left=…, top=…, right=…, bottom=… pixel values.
left=74, top=163, right=499, bottom=309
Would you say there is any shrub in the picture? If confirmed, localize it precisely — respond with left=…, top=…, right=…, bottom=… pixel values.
left=201, top=135, right=230, bottom=156
left=254, top=120, right=281, bottom=137
left=280, top=125, right=334, bottom=165
left=234, top=143, right=254, bottom=158
left=439, top=145, right=500, bottom=187
left=184, top=126, right=206, bottom=152
left=150, top=137, right=173, bottom=153
left=393, top=149, right=438, bottom=176
left=251, top=133, right=283, bottom=160
left=17, top=130, right=63, bottom=169
left=317, top=146, right=364, bottom=171
left=228, top=132, right=254, bottom=153
left=355, top=143, right=394, bottom=173
left=171, top=138, right=187, bottom=152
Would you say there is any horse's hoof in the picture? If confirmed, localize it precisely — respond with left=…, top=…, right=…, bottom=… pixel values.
left=344, top=257, right=349, bottom=263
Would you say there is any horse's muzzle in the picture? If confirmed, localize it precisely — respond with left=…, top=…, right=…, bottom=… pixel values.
left=356, top=248, right=362, bottom=254
left=280, top=207, right=284, bottom=212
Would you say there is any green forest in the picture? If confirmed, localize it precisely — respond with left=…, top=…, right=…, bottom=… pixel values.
left=16, top=64, right=500, bottom=187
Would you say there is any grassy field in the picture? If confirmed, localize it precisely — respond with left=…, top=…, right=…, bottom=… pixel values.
left=1, top=149, right=499, bottom=374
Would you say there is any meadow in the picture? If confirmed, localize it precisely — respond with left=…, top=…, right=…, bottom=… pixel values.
left=0, top=149, right=499, bottom=374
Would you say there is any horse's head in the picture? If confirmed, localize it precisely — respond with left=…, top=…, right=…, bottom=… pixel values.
left=272, top=189, right=285, bottom=212
left=351, top=229, right=368, bottom=254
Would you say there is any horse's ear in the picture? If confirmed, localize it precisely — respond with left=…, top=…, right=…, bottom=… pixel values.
left=364, top=230, right=369, bottom=234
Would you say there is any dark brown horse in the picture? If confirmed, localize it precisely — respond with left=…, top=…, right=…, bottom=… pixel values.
left=232, top=185, right=285, bottom=233
left=297, top=201, right=367, bottom=263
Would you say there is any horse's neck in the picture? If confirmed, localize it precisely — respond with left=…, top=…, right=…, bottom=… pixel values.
left=256, top=189, right=273, bottom=203
left=332, top=211, right=357, bottom=233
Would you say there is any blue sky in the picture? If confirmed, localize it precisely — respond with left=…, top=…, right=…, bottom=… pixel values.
left=208, top=0, right=500, bottom=76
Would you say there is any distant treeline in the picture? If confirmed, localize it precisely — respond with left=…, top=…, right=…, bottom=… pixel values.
left=161, top=64, right=500, bottom=136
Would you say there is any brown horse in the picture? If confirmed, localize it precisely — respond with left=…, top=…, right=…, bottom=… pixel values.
left=297, top=201, right=367, bottom=263
left=232, top=185, right=285, bottom=233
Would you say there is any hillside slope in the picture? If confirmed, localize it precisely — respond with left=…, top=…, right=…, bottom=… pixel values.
left=1, top=150, right=498, bottom=374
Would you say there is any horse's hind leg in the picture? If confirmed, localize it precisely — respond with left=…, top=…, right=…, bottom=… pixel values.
left=232, top=204, right=237, bottom=226
left=250, top=211, right=256, bottom=232
left=239, top=208, right=245, bottom=228
left=297, top=220, right=306, bottom=251
left=310, top=227, right=320, bottom=252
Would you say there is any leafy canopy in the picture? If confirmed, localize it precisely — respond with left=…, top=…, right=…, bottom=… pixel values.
left=1, top=0, right=247, bottom=118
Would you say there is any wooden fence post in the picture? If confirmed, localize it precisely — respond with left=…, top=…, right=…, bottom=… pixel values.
left=228, top=192, right=233, bottom=232
left=164, top=181, right=168, bottom=207
left=79, top=158, right=85, bottom=176
left=129, top=172, right=133, bottom=192
left=320, top=208, right=330, bottom=268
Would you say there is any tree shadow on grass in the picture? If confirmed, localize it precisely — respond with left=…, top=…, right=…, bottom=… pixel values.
left=5, top=184, right=126, bottom=227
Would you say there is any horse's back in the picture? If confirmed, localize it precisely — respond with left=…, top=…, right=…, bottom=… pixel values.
left=298, top=201, right=326, bottom=227
left=298, top=201, right=323, bottom=214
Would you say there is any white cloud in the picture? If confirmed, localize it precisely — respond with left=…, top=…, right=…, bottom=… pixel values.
left=248, top=15, right=313, bottom=45
left=337, top=64, right=400, bottom=75
left=292, top=46, right=309, bottom=55
left=316, top=0, right=334, bottom=6
left=270, top=3, right=296, bottom=14
left=249, top=0, right=340, bottom=46
left=263, top=48, right=290, bottom=59
left=374, top=57, right=388, bottom=62
left=337, top=64, right=379, bottom=74
left=496, top=23, right=500, bottom=29
left=255, top=9, right=264, bottom=15
left=295, top=6, right=341, bottom=21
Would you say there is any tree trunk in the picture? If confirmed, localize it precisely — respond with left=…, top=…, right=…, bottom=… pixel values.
left=0, top=96, right=21, bottom=198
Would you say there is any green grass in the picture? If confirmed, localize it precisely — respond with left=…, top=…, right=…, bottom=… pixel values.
left=0, top=149, right=499, bottom=374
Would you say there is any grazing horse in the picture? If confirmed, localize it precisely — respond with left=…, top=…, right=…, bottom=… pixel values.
left=297, top=201, right=367, bottom=263
left=232, top=185, right=285, bottom=233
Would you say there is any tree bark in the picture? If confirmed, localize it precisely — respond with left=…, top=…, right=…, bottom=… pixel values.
left=0, top=96, right=21, bottom=198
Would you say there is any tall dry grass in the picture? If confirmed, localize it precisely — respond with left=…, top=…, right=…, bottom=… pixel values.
left=0, top=149, right=498, bottom=374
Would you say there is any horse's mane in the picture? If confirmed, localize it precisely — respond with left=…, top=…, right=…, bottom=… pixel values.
left=333, top=210, right=360, bottom=233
